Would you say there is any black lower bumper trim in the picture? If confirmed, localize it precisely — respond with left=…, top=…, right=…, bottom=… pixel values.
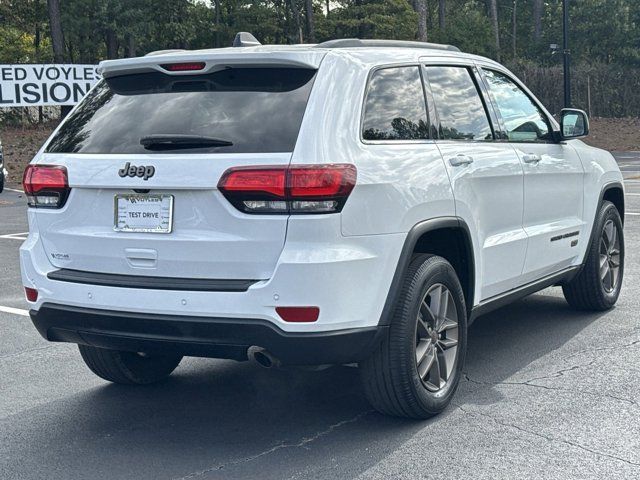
left=30, top=303, right=387, bottom=366
left=46, top=269, right=258, bottom=292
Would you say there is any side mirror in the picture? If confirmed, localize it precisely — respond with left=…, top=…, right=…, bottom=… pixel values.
left=560, top=108, right=589, bottom=140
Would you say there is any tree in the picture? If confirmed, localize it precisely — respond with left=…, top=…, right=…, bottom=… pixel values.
left=414, top=0, right=428, bottom=41
left=512, top=0, right=517, bottom=58
left=46, top=0, right=65, bottom=63
left=289, top=0, right=303, bottom=42
left=488, top=0, right=500, bottom=61
left=533, top=0, right=543, bottom=41
left=305, top=0, right=315, bottom=42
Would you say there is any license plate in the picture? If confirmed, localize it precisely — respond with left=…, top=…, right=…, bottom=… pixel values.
left=114, top=194, right=173, bottom=233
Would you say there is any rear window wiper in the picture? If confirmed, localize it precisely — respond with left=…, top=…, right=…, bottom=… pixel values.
left=140, top=134, right=233, bottom=150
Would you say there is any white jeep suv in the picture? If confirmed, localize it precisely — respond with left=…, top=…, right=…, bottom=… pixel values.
left=20, top=36, right=625, bottom=418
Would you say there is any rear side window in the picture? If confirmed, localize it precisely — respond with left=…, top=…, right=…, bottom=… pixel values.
left=46, top=68, right=316, bottom=154
left=362, top=66, right=429, bottom=141
left=425, top=66, right=493, bottom=141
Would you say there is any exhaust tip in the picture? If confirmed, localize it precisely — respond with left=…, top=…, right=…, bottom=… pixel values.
left=247, top=346, right=280, bottom=369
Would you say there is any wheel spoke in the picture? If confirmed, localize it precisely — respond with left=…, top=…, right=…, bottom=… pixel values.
left=417, top=343, right=436, bottom=380
left=604, top=221, right=614, bottom=249
left=439, top=337, right=458, bottom=349
left=426, top=352, right=442, bottom=389
left=608, top=223, right=617, bottom=251
left=438, top=318, right=457, bottom=333
left=442, top=344, right=457, bottom=379
left=428, top=286, right=443, bottom=324
left=416, top=339, right=431, bottom=363
left=437, top=290, right=449, bottom=329
left=417, top=315, right=430, bottom=338
left=607, top=266, right=615, bottom=291
left=600, top=262, right=610, bottom=282
left=599, top=253, right=608, bottom=270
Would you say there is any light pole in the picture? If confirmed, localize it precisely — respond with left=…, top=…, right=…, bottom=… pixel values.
left=562, top=0, right=571, bottom=108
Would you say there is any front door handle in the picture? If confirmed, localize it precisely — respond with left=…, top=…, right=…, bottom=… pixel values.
left=449, top=154, right=474, bottom=167
left=522, top=153, right=542, bottom=164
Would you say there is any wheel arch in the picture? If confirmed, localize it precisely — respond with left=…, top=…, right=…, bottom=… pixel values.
left=579, top=181, right=625, bottom=275
left=378, top=217, right=476, bottom=326
left=602, top=183, right=625, bottom=224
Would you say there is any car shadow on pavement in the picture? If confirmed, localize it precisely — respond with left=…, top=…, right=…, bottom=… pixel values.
left=3, top=289, right=610, bottom=480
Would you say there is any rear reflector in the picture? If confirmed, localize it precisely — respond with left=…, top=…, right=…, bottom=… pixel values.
left=218, top=164, right=356, bottom=214
left=160, top=62, right=206, bottom=72
left=276, top=307, right=319, bottom=322
left=22, top=165, right=70, bottom=209
left=24, top=287, right=38, bottom=302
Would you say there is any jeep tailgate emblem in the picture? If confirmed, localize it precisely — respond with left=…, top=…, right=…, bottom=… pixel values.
left=118, top=162, right=155, bottom=181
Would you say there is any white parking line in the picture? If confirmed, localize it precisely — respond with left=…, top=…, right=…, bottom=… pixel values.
left=626, top=193, right=640, bottom=196
left=4, top=188, right=23, bottom=193
left=0, top=305, right=29, bottom=317
left=626, top=212, right=640, bottom=216
left=0, top=233, right=28, bottom=240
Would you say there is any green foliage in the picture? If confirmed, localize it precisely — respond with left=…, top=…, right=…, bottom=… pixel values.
left=2, top=0, right=640, bottom=117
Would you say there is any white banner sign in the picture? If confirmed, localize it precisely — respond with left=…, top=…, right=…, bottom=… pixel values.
left=0, top=64, right=101, bottom=107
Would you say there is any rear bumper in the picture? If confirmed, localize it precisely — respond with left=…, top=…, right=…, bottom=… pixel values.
left=21, top=221, right=405, bottom=333
left=30, top=303, right=388, bottom=365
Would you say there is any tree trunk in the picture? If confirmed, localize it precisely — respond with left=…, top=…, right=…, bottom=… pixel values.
left=47, top=0, right=71, bottom=118
left=289, top=0, right=303, bottom=43
left=47, top=0, right=65, bottom=63
left=414, top=0, right=428, bottom=42
left=214, top=0, right=221, bottom=47
left=533, top=0, right=543, bottom=41
left=125, top=34, right=136, bottom=58
left=512, top=0, right=517, bottom=58
left=489, top=0, right=500, bottom=61
left=438, top=0, right=445, bottom=31
left=325, top=0, right=330, bottom=16
left=105, top=29, right=118, bottom=59
left=305, top=0, right=315, bottom=43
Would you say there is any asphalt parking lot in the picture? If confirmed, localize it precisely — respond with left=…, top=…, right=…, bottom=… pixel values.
left=1, top=155, right=640, bottom=480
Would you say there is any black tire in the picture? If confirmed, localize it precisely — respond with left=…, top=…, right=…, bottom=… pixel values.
left=78, top=345, right=182, bottom=385
left=360, top=254, right=467, bottom=419
left=563, top=201, right=624, bottom=311
left=0, top=171, right=4, bottom=193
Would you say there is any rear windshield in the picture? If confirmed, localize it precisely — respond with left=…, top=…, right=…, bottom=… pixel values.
left=46, top=67, right=316, bottom=154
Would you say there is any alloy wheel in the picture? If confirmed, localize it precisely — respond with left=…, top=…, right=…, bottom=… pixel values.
left=415, top=283, right=459, bottom=392
left=600, top=219, right=621, bottom=294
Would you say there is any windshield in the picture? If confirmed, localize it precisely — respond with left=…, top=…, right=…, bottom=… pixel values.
left=46, top=67, right=316, bottom=154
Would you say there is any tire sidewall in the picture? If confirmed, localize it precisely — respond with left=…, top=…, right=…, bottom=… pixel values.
left=394, top=255, right=468, bottom=412
left=594, top=203, right=624, bottom=305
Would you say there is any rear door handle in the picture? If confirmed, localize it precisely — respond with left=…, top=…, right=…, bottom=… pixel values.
left=449, top=154, right=474, bottom=167
left=522, top=153, right=542, bottom=164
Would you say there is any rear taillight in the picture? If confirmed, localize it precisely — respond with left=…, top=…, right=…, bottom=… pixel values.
left=22, top=165, right=70, bottom=209
left=218, top=164, right=357, bottom=214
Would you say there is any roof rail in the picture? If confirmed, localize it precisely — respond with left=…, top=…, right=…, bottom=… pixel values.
left=315, top=38, right=460, bottom=53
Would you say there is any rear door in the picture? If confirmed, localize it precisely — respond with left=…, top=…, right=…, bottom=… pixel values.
left=424, top=64, right=528, bottom=301
left=480, top=68, right=585, bottom=283
left=36, top=66, right=317, bottom=280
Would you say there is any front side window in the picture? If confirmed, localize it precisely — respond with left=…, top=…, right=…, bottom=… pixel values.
left=425, top=66, right=493, bottom=141
left=362, top=66, right=429, bottom=141
left=482, top=69, right=551, bottom=142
